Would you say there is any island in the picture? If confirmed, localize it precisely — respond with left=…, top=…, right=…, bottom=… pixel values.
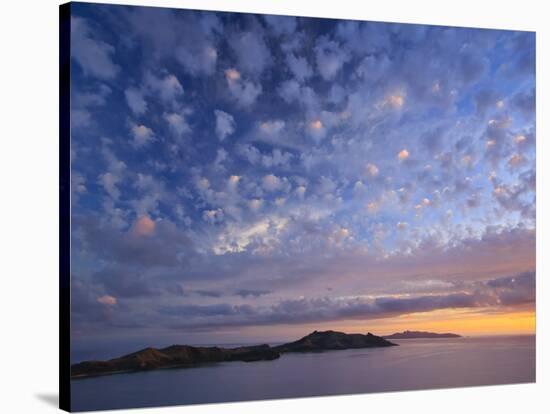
left=383, top=330, right=462, bottom=339
left=71, top=330, right=396, bottom=378
left=71, top=344, right=280, bottom=378
left=274, top=330, right=397, bottom=352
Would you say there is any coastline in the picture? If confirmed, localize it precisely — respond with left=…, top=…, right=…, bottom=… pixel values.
left=71, top=330, right=396, bottom=379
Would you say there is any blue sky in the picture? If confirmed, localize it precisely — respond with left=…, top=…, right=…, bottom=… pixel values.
left=70, top=3, right=535, bottom=358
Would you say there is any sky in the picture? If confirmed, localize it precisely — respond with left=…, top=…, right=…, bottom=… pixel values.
left=69, top=2, right=535, bottom=358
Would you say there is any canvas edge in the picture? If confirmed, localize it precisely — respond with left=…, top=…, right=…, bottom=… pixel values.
left=59, top=2, right=72, bottom=412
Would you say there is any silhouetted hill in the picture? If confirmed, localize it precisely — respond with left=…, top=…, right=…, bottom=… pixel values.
left=71, top=344, right=279, bottom=378
left=383, top=330, right=461, bottom=339
left=71, top=330, right=396, bottom=378
left=274, top=330, right=397, bottom=353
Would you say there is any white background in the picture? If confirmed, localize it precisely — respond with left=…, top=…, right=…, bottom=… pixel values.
left=0, top=0, right=547, bottom=412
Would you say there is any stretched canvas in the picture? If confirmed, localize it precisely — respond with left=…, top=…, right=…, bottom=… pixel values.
left=59, top=2, right=536, bottom=412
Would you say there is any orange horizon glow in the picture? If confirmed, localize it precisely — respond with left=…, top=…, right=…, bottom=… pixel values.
left=241, top=307, right=536, bottom=343
left=339, top=308, right=536, bottom=337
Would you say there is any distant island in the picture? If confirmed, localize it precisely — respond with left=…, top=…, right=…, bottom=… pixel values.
left=71, top=330, right=396, bottom=378
left=383, top=330, right=462, bottom=339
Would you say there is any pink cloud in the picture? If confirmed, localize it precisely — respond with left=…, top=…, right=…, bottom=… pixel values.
left=132, top=215, right=156, bottom=237
left=96, top=295, right=117, bottom=306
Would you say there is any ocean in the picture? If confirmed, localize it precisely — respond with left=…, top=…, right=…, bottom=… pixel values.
left=71, top=335, right=535, bottom=411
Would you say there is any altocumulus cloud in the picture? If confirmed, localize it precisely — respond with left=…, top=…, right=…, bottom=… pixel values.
left=69, top=4, right=535, bottom=341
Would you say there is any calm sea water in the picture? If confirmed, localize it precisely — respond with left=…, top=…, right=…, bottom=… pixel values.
left=71, top=335, right=535, bottom=412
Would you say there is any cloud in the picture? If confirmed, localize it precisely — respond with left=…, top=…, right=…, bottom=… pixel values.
left=314, top=36, right=350, bottom=80
left=262, top=174, right=283, bottom=192
left=131, top=215, right=156, bottom=237
left=248, top=199, right=263, bottom=212
left=194, top=290, right=223, bottom=298
left=295, top=185, right=306, bottom=199
left=486, top=271, right=535, bottom=306
left=308, top=119, right=326, bottom=141
left=397, top=149, right=410, bottom=160
left=213, top=148, right=228, bottom=172
left=196, top=177, right=210, bottom=191
left=335, top=20, right=392, bottom=55
left=97, top=146, right=126, bottom=201
left=94, top=267, right=156, bottom=298
left=353, top=181, right=366, bottom=197
left=160, top=303, right=245, bottom=319
left=124, top=88, right=147, bottom=115
left=514, top=134, right=527, bottom=144
left=286, top=53, right=313, bottom=82
left=317, top=176, right=337, bottom=195
left=212, top=216, right=288, bottom=255
left=278, top=79, right=301, bottom=103
left=130, top=123, right=155, bottom=147
left=373, top=292, right=481, bottom=314
left=99, top=172, right=120, bottom=200
left=131, top=173, right=167, bottom=216
left=145, top=72, right=184, bottom=105
left=234, top=289, right=272, bottom=298
left=355, top=54, right=392, bottom=83
left=203, top=208, right=224, bottom=224
left=172, top=12, right=222, bottom=76
left=72, top=207, right=535, bottom=334
left=225, top=69, right=262, bottom=107
left=238, top=144, right=261, bottom=165
left=500, top=32, right=535, bottom=78
left=475, top=89, right=501, bottom=116
left=72, top=279, right=117, bottom=328
left=511, top=88, right=535, bottom=119
left=260, top=149, right=293, bottom=169
left=328, top=85, right=346, bottom=104
left=70, top=9, right=535, bottom=341
left=97, top=295, right=117, bottom=306
left=71, top=84, right=111, bottom=128
left=365, top=163, right=379, bottom=177
left=72, top=110, right=91, bottom=129
left=74, top=215, right=193, bottom=268
left=214, top=110, right=236, bottom=140
left=275, top=197, right=287, bottom=207
left=259, top=120, right=285, bottom=136
left=277, top=80, right=318, bottom=111
left=71, top=16, right=120, bottom=79
left=178, top=45, right=217, bottom=76
left=483, top=115, right=515, bottom=167
left=120, top=8, right=222, bottom=76
left=229, top=29, right=271, bottom=76
left=263, top=15, right=297, bottom=36
left=163, top=112, right=191, bottom=137
left=158, top=270, right=535, bottom=331
left=227, top=175, right=241, bottom=192
left=490, top=175, right=535, bottom=219
left=72, top=172, right=87, bottom=197
left=507, top=154, right=526, bottom=169
left=385, top=94, right=405, bottom=109
left=457, top=43, right=489, bottom=85
left=396, top=222, right=409, bottom=231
